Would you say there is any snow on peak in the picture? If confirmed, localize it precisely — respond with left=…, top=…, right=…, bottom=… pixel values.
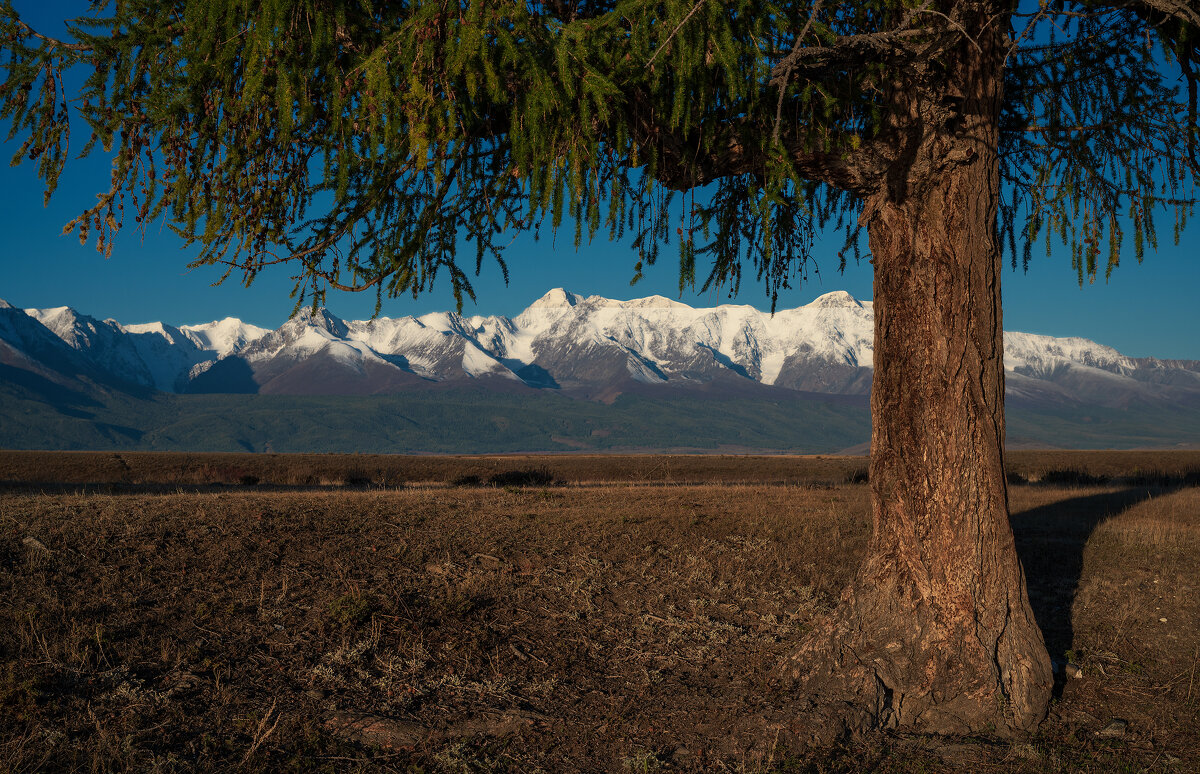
left=0, top=298, right=11, bottom=309
left=461, top=342, right=521, bottom=380
left=290, top=307, right=348, bottom=338
left=180, top=318, right=270, bottom=357
left=5, top=289, right=1169, bottom=400
left=27, top=305, right=78, bottom=328
left=808, top=290, right=863, bottom=309
left=1004, top=331, right=1134, bottom=375
left=123, top=321, right=174, bottom=341
left=415, top=310, right=475, bottom=335
left=25, top=306, right=101, bottom=348
left=615, top=294, right=691, bottom=310
left=528, top=288, right=579, bottom=309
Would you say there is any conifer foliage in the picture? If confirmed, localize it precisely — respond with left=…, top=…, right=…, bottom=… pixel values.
left=4, top=1, right=1194, bottom=309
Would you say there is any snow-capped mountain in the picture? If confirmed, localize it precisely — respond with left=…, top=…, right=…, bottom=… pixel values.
left=0, top=298, right=103, bottom=388
left=2, top=289, right=1198, bottom=408
left=21, top=305, right=270, bottom=393
left=178, top=317, right=271, bottom=358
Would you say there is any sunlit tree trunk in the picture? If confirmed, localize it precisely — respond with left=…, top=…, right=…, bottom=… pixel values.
left=783, top=16, right=1054, bottom=738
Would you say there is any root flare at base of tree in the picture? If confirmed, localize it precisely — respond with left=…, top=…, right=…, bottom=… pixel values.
left=778, top=576, right=1053, bottom=745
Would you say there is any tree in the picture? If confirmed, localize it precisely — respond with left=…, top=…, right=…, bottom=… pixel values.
left=2, top=0, right=1197, bottom=740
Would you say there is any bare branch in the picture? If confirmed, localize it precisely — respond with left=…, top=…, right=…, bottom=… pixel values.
left=768, top=1, right=967, bottom=84
left=8, top=17, right=90, bottom=52
left=1127, top=0, right=1200, bottom=28
left=646, top=0, right=706, bottom=66
left=769, top=27, right=932, bottom=78
left=913, top=5, right=983, bottom=54
left=773, top=0, right=824, bottom=145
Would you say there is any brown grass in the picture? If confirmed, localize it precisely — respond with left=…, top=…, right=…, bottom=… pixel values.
left=0, top=450, right=879, bottom=489
left=1006, top=450, right=1200, bottom=485
left=1, top=453, right=1198, bottom=771
left=2, top=449, right=1197, bottom=490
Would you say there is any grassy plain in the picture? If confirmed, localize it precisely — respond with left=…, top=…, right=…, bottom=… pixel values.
left=3, top=448, right=1200, bottom=488
left=2, top=452, right=1199, bottom=771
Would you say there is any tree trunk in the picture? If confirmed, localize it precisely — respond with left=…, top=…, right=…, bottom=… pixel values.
left=781, top=19, right=1053, bottom=739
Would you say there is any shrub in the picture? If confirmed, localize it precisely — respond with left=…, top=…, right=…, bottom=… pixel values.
left=327, top=594, right=375, bottom=628
left=487, top=468, right=558, bottom=488
left=1040, top=469, right=1109, bottom=486
left=342, top=471, right=373, bottom=488
left=844, top=468, right=869, bottom=484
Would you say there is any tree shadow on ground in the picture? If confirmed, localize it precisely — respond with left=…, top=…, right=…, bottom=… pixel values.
left=1011, top=485, right=1178, bottom=695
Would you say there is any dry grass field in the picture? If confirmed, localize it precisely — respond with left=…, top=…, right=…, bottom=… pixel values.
left=2, top=452, right=1199, bottom=771
left=2, top=449, right=1199, bottom=489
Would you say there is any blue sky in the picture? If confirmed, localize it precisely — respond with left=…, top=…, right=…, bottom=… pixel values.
left=0, top=2, right=1196, bottom=358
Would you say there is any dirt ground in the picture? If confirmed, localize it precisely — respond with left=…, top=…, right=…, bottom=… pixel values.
left=1, top=453, right=1198, bottom=771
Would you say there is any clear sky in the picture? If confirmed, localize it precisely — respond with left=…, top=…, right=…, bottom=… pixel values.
left=0, top=2, right=1196, bottom=359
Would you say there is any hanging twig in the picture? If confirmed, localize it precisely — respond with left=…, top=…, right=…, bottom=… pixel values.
left=773, top=1, right=824, bottom=145
left=646, top=0, right=706, bottom=66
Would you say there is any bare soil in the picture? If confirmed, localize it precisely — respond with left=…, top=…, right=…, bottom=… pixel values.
left=2, top=453, right=1198, bottom=771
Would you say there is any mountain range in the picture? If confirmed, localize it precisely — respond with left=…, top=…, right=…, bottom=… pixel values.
left=2, top=290, right=1198, bottom=453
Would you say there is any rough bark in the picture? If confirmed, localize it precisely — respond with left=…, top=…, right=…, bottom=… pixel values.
left=781, top=15, right=1054, bottom=740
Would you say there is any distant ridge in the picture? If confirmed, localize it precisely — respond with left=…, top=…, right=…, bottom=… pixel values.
left=2, top=290, right=1199, bottom=452
left=2, top=289, right=1196, bottom=406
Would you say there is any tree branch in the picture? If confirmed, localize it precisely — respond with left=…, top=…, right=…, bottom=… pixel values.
left=645, top=0, right=706, bottom=66
left=768, top=1, right=966, bottom=83
left=1126, top=0, right=1200, bottom=28
left=8, top=17, right=91, bottom=52
left=769, top=27, right=934, bottom=76
left=635, top=112, right=885, bottom=197
left=773, top=0, right=824, bottom=145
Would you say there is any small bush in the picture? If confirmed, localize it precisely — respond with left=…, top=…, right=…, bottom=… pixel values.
left=844, top=468, right=869, bottom=484
left=451, top=474, right=483, bottom=487
left=1122, top=470, right=1200, bottom=487
left=487, top=468, right=558, bottom=488
left=1040, top=469, right=1109, bottom=486
left=327, top=594, right=375, bottom=628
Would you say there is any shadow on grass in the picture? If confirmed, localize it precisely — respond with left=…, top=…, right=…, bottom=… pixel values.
left=1011, top=485, right=1179, bottom=694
